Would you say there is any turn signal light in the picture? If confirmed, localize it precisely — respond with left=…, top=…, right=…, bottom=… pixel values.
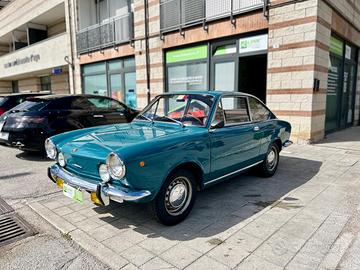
left=56, top=178, right=64, bottom=188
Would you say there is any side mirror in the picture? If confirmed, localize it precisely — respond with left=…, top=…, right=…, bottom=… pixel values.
left=210, top=120, right=224, bottom=129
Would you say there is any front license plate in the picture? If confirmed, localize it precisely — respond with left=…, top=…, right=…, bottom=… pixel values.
left=63, top=183, right=84, bottom=204
left=0, top=132, right=9, bottom=141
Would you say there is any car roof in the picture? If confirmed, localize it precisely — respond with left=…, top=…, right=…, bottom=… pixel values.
left=0, top=92, right=49, bottom=98
left=162, top=90, right=257, bottom=99
left=26, top=94, right=114, bottom=101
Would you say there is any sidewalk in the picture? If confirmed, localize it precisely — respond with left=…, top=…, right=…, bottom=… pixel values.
left=29, top=127, right=360, bottom=270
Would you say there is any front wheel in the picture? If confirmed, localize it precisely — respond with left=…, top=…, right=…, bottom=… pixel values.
left=258, top=143, right=280, bottom=177
left=152, top=169, right=197, bottom=226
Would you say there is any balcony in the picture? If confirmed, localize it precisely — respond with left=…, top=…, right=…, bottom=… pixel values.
left=160, top=0, right=265, bottom=33
left=76, top=13, right=133, bottom=54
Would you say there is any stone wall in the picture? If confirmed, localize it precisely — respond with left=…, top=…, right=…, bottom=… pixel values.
left=0, top=81, right=11, bottom=94
left=51, top=72, right=69, bottom=94
left=267, top=0, right=330, bottom=143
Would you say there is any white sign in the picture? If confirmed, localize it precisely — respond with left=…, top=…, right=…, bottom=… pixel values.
left=345, top=45, right=351, bottom=60
left=239, top=34, right=268, bottom=55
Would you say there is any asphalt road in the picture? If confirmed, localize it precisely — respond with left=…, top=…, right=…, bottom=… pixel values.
left=0, top=145, right=108, bottom=270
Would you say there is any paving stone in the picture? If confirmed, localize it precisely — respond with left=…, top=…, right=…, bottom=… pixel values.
left=63, top=211, right=88, bottom=224
left=140, top=257, right=176, bottom=270
left=103, top=234, right=134, bottom=254
left=138, top=236, right=178, bottom=255
left=89, top=224, right=125, bottom=242
left=184, top=255, right=230, bottom=270
left=52, top=206, right=74, bottom=216
left=120, top=245, right=155, bottom=267
left=160, top=243, right=203, bottom=269
left=70, top=229, right=128, bottom=270
left=236, top=254, right=283, bottom=270
left=122, top=263, right=140, bottom=270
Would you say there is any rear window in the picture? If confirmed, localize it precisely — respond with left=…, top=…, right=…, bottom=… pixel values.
left=0, top=97, right=8, bottom=106
left=11, top=100, right=49, bottom=112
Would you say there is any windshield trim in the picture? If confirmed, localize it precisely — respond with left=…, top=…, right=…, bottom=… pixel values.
left=133, top=94, right=215, bottom=128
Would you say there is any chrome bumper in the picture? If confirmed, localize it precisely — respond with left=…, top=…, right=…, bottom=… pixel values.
left=283, top=140, right=293, bottom=147
left=48, top=164, right=151, bottom=204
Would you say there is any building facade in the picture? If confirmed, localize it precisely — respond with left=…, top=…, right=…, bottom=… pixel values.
left=0, top=0, right=74, bottom=94
left=1, top=0, right=359, bottom=143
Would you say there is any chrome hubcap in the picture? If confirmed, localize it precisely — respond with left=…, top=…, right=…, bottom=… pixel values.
left=266, top=147, right=278, bottom=171
left=165, top=177, right=192, bottom=216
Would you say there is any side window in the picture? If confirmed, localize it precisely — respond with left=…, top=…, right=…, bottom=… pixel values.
left=109, top=99, right=126, bottom=112
left=212, top=102, right=225, bottom=126
left=71, top=97, right=92, bottom=110
left=221, top=96, right=250, bottom=125
left=248, top=97, right=271, bottom=122
left=88, top=97, right=110, bottom=109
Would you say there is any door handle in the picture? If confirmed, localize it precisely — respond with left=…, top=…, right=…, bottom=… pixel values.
left=93, top=114, right=104, bottom=118
left=253, top=126, right=260, bottom=131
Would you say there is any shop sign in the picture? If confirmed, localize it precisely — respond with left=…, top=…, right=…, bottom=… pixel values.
left=170, top=76, right=204, bottom=85
left=239, top=34, right=268, bottom=55
left=330, top=36, right=343, bottom=57
left=4, top=54, right=40, bottom=69
left=166, top=46, right=208, bottom=64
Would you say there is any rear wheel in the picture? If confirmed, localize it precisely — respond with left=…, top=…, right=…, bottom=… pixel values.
left=259, top=143, right=280, bottom=177
left=152, top=169, right=197, bottom=226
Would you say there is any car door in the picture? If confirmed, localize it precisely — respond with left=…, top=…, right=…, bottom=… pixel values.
left=248, top=97, right=277, bottom=157
left=208, top=95, right=261, bottom=181
left=86, top=96, right=128, bottom=125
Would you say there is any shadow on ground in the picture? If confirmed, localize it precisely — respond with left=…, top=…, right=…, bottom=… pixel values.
left=16, top=151, right=50, bottom=162
left=91, top=156, right=322, bottom=241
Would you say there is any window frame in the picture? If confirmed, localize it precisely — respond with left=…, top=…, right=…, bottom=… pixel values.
left=212, top=95, right=252, bottom=127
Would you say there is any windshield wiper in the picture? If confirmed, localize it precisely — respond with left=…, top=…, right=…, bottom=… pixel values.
left=158, top=116, right=184, bottom=127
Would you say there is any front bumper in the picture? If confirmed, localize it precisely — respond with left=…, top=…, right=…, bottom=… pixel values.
left=48, top=164, right=151, bottom=204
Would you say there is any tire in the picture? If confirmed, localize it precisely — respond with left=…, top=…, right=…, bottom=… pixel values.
left=152, top=169, right=197, bottom=226
left=259, top=142, right=280, bottom=178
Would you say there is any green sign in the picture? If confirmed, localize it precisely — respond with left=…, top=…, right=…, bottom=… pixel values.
left=330, top=36, right=344, bottom=57
left=166, top=45, right=208, bottom=64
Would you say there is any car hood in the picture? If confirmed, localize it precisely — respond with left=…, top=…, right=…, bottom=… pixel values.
left=58, top=122, right=185, bottom=159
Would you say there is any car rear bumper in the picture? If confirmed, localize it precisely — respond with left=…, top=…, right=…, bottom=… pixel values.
left=48, top=164, right=151, bottom=204
left=0, top=130, right=46, bottom=151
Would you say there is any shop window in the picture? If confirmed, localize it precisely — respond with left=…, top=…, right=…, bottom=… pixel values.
left=40, top=76, right=51, bottom=92
left=81, top=57, right=137, bottom=108
left=213, top=44, right=236, bottom=56
left=167, top=62, right=207, bottom=91
left=12, top=81, right=19, bottom=93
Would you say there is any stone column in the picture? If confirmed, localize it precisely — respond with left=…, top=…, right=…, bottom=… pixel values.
left=267, top=0, right=331, bottom=143
left=133, top=0, right=164, bottom=109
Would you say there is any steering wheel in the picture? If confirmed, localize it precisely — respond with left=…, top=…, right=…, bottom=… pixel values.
left=183, top=114, right=203, bottom=125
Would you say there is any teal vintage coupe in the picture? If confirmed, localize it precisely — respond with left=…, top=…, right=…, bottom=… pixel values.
left=47, top=91, right=292, bottom=225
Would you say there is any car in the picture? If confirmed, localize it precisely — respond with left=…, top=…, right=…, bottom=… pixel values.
left=0, top=92, right=49, bottom=116
left=46, top=91, right=292, bottom=225
left=0, top=94, right=138, bottom=152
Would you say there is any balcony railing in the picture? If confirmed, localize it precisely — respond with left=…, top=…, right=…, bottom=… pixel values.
left=76, top=13, right=133, bottom=54
left=160, top=0, right=265, bottom=33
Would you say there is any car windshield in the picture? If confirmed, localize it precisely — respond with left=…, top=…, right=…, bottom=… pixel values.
left=10, top=100, right=49, bottom=112
left=135, top=94, right=215, bottom=127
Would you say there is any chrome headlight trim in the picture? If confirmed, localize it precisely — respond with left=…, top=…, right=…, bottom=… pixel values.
left=106, top=152, right=126, bottom=180
left=45, top=138, right=57, bottom=160
left=99, top=163, right=111, bottom=183
left=58, top=152, right=66, bottom=167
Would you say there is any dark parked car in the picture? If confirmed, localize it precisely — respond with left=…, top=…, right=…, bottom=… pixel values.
left=0, top=94, right=138, bottom=152
left=0, top=92, right=48, bottom=116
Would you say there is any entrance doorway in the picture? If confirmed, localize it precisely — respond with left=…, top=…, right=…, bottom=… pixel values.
left=238, top=54, right=267, bottom=102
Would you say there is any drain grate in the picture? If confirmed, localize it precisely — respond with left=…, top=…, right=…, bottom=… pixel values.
left=0, top=197, right=14, bottom=215
left=0, top=214, right=36, bottom=247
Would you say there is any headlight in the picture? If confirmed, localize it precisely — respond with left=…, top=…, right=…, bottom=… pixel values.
left=106, top=153, right=126, bottom=179
left=58, top=152, right=66, bottom=167
left=99, top=164, right=110, bottom=182
left=45, top=139, right=57, bottom=160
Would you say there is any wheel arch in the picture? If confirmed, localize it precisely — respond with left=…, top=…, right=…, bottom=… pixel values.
left=166, top=161, right=205, bottom=191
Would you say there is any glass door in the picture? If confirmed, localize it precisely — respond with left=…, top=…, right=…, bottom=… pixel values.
left=212, top=60, right=236, bottom=92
